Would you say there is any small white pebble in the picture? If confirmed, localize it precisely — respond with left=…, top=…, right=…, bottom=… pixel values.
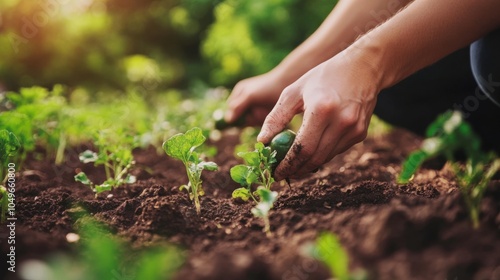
left=107, top=194, right=113, bottom=198
left=66, top=233, right=80, bottom=243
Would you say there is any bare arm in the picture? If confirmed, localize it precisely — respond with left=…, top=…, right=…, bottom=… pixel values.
left=258, top=0, right=500, bottom=180
left=225, top=0, right=412, bottom=123
left=273, top=0, right=413, bottom=86
left=353, top=0, right=500, bottom=91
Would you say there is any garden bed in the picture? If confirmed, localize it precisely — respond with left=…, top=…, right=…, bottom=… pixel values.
left=1, top=129, right=499, bottom=280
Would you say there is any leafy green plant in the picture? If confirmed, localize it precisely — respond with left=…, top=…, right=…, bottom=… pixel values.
left=163, top=127, right=218, bottom=214
left=305, top=232, right=366, bottom=280
left=230, top=142, right=277, bottom=202
left=398, top=111, right=500, bottom=228
left=75, top=130, right=138, bottom=194
left=0, top=130, right=21, bottom=223
left=5, top=86, right=68, bottom=164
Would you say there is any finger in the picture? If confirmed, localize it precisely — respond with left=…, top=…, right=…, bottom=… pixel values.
left=273, top=105, right=330, bottom=180
left=257, top=86, right=303, bottom=144
left=225, top=85, right=247, bottom=123
left=296, top=123, right=340, bottom=176
left=325, top=118, right=368, bottom=161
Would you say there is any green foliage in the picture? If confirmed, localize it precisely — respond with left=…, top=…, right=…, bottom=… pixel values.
left=0, top=130, right=21, bottom=180
left=27, top=216, right=184, bottom=280
left=75, top=130, right=138, bottom=194
left=251, top=187, right=278, bottom=236
left=0, top=130, right=21, bottom=224
left=230, top=142, right=277, bottom=202
left=0, top=186, right=8, bottom=223
left=3, top=86, right=68, bottom=164
left=398, top=111, right=500, bottom=228
left=203, top=0, right=337, bottom=85
left=0, top=0, right=219, bottom=91
left=163, top=127, right=218, bottom=214
left=307, top=232, right=366, bottom=280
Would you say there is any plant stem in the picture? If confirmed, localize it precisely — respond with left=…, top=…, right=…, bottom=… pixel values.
left=263, top=216, right=271, bottom=237
left=55, top=132, right=66, bottom=165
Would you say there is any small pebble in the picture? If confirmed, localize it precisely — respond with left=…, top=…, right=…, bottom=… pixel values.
left=66, top=233, right=80, bottom=243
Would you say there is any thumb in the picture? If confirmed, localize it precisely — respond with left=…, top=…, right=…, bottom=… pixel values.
left=257, top=88, right=301, bottom=143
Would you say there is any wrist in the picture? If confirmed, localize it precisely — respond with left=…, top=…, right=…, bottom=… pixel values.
left=341, top=33, right=397, bottom=93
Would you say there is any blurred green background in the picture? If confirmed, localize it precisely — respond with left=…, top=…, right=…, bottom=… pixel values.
left=0, top=0, right=336, bottom=94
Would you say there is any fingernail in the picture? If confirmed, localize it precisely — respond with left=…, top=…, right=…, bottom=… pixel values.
left=257, top=130, right=268, bottom=141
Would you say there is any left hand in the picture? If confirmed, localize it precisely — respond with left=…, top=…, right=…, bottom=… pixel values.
left=257, top=51, right=381, bottom=180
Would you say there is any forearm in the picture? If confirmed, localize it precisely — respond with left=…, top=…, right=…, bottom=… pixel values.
left=273, top=0, right=413, bottom=85
left=350, top=0, right=500, bottom=91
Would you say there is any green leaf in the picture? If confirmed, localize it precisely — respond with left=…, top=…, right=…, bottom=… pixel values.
left=232, top=187, right=251, bottom=201
left=397, top=150, right=429, bottom=183
left=75, top=172, right=92, bottom=185
left=251, top=187, right=278, bottom=218
left=230, top=165, right=253, bottom=187
left=237, top=150, right=260, bottom=167
left=95, top=183, right=112, bottom=193
left=79, top=150, right=98, bottom=163
left=163, top=127, right=206, bottom=162
left=0, top=130, right=21, bottom=164
left=255, top=187, right=278, bottom=204
left=198, top=161, right=218, bottom=171
left=313, top=232, right=350, bottom=280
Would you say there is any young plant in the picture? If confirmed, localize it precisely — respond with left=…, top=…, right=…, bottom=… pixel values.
left=163, top=127, right=218, bottom=215
left=251, top=187, right=278, bottom=236
left=75, top=130, right=138, bottom=194
left=0, top=129, right=21, bottom=223
left=304, top=232, right=366, bottom=280
left=398, top=111, right=500, bottom=228
left=230, top=142, right=277, bottom=202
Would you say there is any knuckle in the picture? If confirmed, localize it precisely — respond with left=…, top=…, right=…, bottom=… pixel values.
left=339, top=113, right=358, bottom=128
left=313, top=101, right=336, bottom=115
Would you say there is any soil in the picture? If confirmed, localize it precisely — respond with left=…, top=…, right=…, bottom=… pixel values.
left=1, top=129, right=499, bottom=280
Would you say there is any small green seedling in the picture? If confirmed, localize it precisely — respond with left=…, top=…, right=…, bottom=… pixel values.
left=305, top=232, right=366, bottom=280
left=0, top=129, right=21, bottom=223
left=230, top=142, right=277, bottom=202
left=163, top=127, right=218, bottom=215
left=75, top=130, right=137, bottom=194
left=251, top=187, right=278, bottom=236
left=398, top=111, right=500, bottom=228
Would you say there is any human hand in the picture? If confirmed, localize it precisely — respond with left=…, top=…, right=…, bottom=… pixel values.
left=225, top=70, right=289, bottom=127
left=257, top=53, right=381, bottom=180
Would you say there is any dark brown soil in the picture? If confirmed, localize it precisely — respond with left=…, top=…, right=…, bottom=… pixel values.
left=1, top=129, right=499, bottom=280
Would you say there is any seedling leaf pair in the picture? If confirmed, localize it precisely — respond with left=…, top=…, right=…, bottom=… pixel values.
left=163, top=127, right=218, bottom=214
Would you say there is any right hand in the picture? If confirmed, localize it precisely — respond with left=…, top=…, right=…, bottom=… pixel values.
left=225, top=70, right=289, bottom=126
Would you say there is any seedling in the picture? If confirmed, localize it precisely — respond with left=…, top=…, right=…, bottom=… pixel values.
left=304, top=232, right=366, bottom=280
left=230, top=142, right=277, bottom=202
left=75, top=130, right=137, bottom=194
left=398, top=111, right=500, bottom=228
left=251, top=187, right=278, bottom=236
left=163, top=127, right=218, bottom=214
left=0, top=129, right=21, bottom=223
